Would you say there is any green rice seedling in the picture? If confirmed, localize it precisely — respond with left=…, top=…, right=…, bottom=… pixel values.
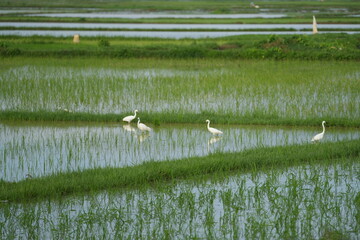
left=1, top=58, right=359, bottom=126
left=1, top=159, right=358, bottom=239
left=3, top=121, right=358, bottom=182
left=1, top=138, right=360, bottom=202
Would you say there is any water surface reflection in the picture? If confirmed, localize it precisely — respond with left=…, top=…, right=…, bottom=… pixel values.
left=3, top=22, right=359, bottom=30
left=1, top=122, right=359, bottom=182
left=26, top=12, right=287, bottom=19
left=1, top=162, right=358, bottom=239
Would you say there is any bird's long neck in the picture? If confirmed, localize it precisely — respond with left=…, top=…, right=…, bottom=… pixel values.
left=207, top=121, right=210, bottom=129
left=137, top=119, right=140, bottom=126
left=322, top=122, right=325, bottom=133
left=134, top=111, right=137, bottom=118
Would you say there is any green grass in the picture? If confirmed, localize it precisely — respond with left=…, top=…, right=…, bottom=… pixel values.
left=1, top=0, right=359, bottom=13
left=1, top=110, right=360, bottom=127
left=2, top=157, right=358, bottom=239
left=1, top=0, right=359, bottom=28
left=1, top=139, right=359, bottom=202
left=1, top=34, right=360, bottom=60
left=1, top=0, right=359, bottom=25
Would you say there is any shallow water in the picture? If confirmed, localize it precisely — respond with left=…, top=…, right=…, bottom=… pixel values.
left=0, top=8, right=97, bottom=14
left=1, top=21, right=358, bottom=39
left=1, top=30, right=358, bottom=38
left=1, top=162, right=359, bottom=239
left=26, top=12, right=287, bottom=19
left=0, top=30, right=304, bottom=38
left=3, top=22, right=360, bottom=30
left=1, top=122, right=359, bottom=182
left=0, top=10, right=42, bottom=14
left=2, top=66, right=359, bottom=119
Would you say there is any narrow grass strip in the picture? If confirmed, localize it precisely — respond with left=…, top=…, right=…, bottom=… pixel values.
left=2, top=110, right=360, bottom=127
left=1, top=139, right=360, bottom=203
left=1, top=33, right=360, bottom=60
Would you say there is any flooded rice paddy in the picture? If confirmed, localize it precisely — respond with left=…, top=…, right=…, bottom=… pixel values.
left=1, top=122, right=359, bottom=182
left=1, top=161, right=359, bottom=239
left=1, top=22, right=358, bottom=38
left=1, top=5, right=360, bottom=239
left=2, top=22, right=359, bottom=30
left=0, top=8, right=286, bottom=18
left=3, top=30, right=346, bottom=38
left=1, top=7, right=360, bottom=240
left=25, top=12, right=287, bottom=19
left=2, top=64, right=359, bottom=119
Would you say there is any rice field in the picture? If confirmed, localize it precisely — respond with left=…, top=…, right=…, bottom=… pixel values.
left=1, top=160, right=359, bottom=239
left=1, top=56, right=360, bottom=239
left=1, top=58, right=360, bottom=122
left=1, top=0, right=360, bottom=238
left=1, top=121, right=360, bottom=182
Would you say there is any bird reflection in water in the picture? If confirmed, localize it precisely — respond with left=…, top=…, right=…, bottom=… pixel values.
left=209, top=136, right=222, bottom=145
left=122, top=124, right=136, bottom=133
left=207, top=136, right=222, bottom=152
left=136, top=132, right=151, bottom=143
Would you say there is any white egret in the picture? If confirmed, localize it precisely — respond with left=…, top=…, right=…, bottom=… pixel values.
left=122, top=110, right=138, bottom=123
left=206, top=120, right=223, bottom=135
left=137, top=118, right=152, bottom=132
left=57, top=107, right=72, bottom=113
left=311, top=121, right=326, bottom=142
left=250, top=2, right=259, bottom=8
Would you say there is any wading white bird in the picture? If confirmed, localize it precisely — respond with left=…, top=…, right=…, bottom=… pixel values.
left=122, top=110, right=138, bottom=123
left=206, top=119, right=223, bottom=135
left=311, top=121, right=326, bottom=142
left=250, top=2, right=259, bottom=8
left=137, top=118, right=152, bottom=132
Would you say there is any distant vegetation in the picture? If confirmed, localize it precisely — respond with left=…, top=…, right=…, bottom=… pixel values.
left=1, top=33, right=360, bottom=60
left=1, top=0, right=359, bottom=13
left=0, top=0, right=359, bottom=24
